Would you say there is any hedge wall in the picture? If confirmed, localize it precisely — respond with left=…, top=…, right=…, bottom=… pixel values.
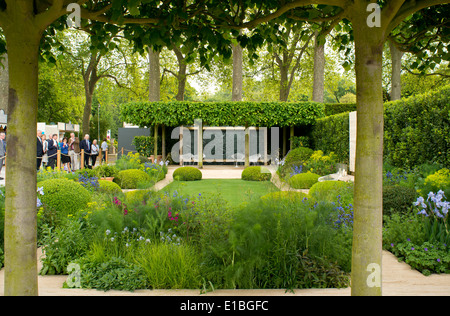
left=120, top=101, right=325, bottom=128
left=384, top=85, right=450, bottom=168
left=310, top=112, right=350, bottom=163
left=309, top=85, right=450, bottom=168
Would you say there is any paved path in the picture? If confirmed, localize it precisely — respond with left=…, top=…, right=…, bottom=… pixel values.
left=1, top=165, right=449, bottom=296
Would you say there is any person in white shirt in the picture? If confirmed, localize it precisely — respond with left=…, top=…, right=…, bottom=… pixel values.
left=101, top=138, right=108, bottom=163
left=90, top=139, right=99, bottom=167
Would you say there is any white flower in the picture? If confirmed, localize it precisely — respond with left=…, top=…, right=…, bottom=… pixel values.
left=106, top=229, right=111, bottom=236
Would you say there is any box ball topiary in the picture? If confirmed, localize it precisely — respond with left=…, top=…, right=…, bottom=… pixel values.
left=98, top=180, right=122, bottom=195
left=289, top=172, right=320, bottom=189
left=309, top=180, right=354, bottom=206
left=173, top=167, right=202, bottom=181
left=37, top=178, right=91, bottom=216
left=113, top=169, right=152, bottom=189
left=280, top=147, right=314, bottom=177
left=241, top=166, right=272, bottom=181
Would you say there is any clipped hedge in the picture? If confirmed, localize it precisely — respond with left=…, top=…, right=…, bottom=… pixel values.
left=324, top=103, right=356, bottom=116
left=37, top=178, right=91, bottom=216
left=384, top=86, right=450, bottom=168
left=173, top=167, right=202, bottom=181
left=121, top=101, right=325, bottom=128
left=289, top=172, right=320, bottom=189
left=241, top=166, right=272, bottom=181
left=113, top=169, right=152, bottom=189
left=310, top=112, right=350, bottom=164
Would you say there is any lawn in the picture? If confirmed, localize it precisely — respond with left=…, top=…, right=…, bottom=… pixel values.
left=160, top=179, right=279, bottom=208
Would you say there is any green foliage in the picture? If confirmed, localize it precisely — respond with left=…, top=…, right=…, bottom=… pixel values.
left=98, top=180, right=122, bottom=195
left=323, top=103, right=356, bottom=116
left=132, top=136, right=155, bottom=158
left=310, top=112, right=350, bottom=164
left=94, top=164, right=119, bottom=178
left=241, top=166, right=272, bottom=181
left=290, top=136, right=310, bottom=149
left=304, top=150, right=337, bottom=176
left=280, top=146, right=313, bottom=177
left=289, top=172, right=320, bottom=189
left=173, top=167, right=202, bottom=181
left=113, top=169, right=152, bottom=189
left=121, top=101, right=325, bottom=128
left=115, top=152, right=146, bottom=171
left=76, top=256, right=149, bottom=291
left=383, top=185, right=417, bottom=217
left=384, top=85, right=450, bottom=168
left=420, top=168, right=450, bottom=198
left=387, top=241, right=450, bottom=276
left=383, top=213, right=426, bottom=247
left=40, top=220, right=93, bottom=275
left=37, top=178, right=91, bottom=218
left=260, top=191, right=309, bottom=203
left=309, top=181, right=353, bottom=207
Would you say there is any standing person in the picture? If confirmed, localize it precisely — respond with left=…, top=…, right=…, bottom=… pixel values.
left=79, top=134, right=91, bottom=169
left=41, top=134, right=48, bottom=168
left=60, top=137, right=71, bottom=172
left=37, top=130, right=44, bottom=170
left=68, top=132, right=80, bottom=171
left=47, top=134, right=58, bottom=169
left=101, top=138, right=108, bottom=163
left=90, top=139, right=99, bottom=168
left=0, top=132, right=6, bottom=180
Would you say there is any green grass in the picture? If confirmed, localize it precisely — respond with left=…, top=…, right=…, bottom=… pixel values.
left=160, top=179, right=279, bottom=208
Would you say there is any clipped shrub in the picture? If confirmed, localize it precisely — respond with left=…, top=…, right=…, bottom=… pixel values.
left=173, top=167, right=202, bottom=181
left=309, top=181, right=354, bottom=206
left=289, top=172, right=320, bottom=189
left=241, top=166, right=272, bottom=181
left=383, top=185, right=417, bottom=217
left=113, top=169, right=152, bottom=189
left=37, top=178, right=91, bottom=217
left=98, top=180, right=122, bottom=195
left=124, top=189, right=155, bottom=205
left=280, top=147, right=314, bottom=177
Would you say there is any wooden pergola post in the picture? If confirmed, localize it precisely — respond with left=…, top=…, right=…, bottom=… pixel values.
left=245, top=123, right=249, bottom=167
left=154, top=124, right=158, bottom=161
left=195, top=119, right=203, bottom=168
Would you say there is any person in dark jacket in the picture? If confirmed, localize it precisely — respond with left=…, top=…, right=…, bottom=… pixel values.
left=37, top=130, right=44, bottom=170
left=79, top=134, right=91, bottom=169
left=47, top=134, right=59, bottom=169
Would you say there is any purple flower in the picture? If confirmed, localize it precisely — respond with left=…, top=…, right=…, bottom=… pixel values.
left=437, top=259, right=441, bottom=263
left=411, top=247, right=415, bottom=251
left=424, top=248, right=428, bottom=251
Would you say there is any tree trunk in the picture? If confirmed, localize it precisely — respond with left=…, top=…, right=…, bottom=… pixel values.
left=232, top=41, right=243, bottom=101
left=279, top=64, right=290, bottom=102
left=312, top=31, right=325, bottom=103
left=148, top=47, right=160, bottom=102
left=351, top=17, right=384, bottom=297
left=389, top=41, right=403, bottom=101
left=82, top=93, right=93, bottom=137
left=3, top=23, right=42, bottom=296
left=176, top=64, right=187, bottom=101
